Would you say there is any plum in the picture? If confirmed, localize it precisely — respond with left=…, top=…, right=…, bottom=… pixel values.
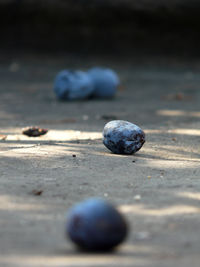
left=66, top=198, right=128, bottom=251
left=54, top=70, right=94, bottom=100
left=103, top=120, right=145, bottom=154
left=87, top=67, right=119, bottom=98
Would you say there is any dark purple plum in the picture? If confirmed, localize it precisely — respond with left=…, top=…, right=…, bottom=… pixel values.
left=103, top=120, right=145, bottom=154
left=87, top=67, right=119, bottom=98
left=54, top=70, right=94, bottom=100
left=66, top=198, right=128, bottom=251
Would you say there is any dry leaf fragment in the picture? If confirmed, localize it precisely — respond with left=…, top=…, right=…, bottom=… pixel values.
left=22, top=126, right=48, bottom=137
left=0, top=134, right=7, bottom=140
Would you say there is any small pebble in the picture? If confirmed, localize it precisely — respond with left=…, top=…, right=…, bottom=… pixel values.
left=134, top=195, right=141, bottom=201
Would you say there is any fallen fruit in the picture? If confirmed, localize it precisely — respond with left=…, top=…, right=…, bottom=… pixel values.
left=54, top=70, right=94, bottom=100
left=103, top=120, right=145, bottom=154
left=66, top=198, right=128, bottom=251
left=87, top=67, right=119, bottom=98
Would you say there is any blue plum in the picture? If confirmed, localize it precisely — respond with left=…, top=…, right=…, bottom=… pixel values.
left=87, top=67, right=119, bottom=98
left=54, top=70, right=94, bottom=100
left=66, top=198, right=128, bottom=251
left=103, top=120, right=145, bottom=154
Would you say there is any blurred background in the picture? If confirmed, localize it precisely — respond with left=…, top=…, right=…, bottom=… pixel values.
left=1, top=0, right=200, bottom=57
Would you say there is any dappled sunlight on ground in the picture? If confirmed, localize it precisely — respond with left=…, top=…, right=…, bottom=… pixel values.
left=177, top=192, right=200, bottom=201
left=119, top=204, right=200, bottom=216
left=0, top=126, right=199, bottom=169
left=0, top=195, right=45, bottom=211
left=0, top=142, right=84, bottom=156
left=0, top=254, right=139, bottom=267
left=145, top=128, right=200, bottom=136
left=141, top=159, right=199, bottom=169
left=0, top=244, right=158, bottom=267
left=136, top=143, right=200, bottom=168
left=156, top=109, right=200, bottom=118
left=168, top=129, right=200, bottom=136
left=2, top=129, right=102, bottom=142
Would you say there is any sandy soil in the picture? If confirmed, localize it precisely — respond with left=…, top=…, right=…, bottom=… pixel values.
left=0, top=52, right=200, bottom=267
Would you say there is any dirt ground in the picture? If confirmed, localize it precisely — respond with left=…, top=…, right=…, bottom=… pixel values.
left=0, top=51, right=200, bottom=267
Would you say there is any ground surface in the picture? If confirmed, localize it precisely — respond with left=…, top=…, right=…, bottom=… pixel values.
left=0, top=52, right=200, bottom=267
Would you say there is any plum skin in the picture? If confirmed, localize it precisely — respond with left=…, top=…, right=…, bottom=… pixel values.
left=87, top=67, right=119, bottom=98
left=103, top=120, right=145, bottom=154
left=54, top=70, right=94, bottom=100
left=66, top=198, right=128, bottom=251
